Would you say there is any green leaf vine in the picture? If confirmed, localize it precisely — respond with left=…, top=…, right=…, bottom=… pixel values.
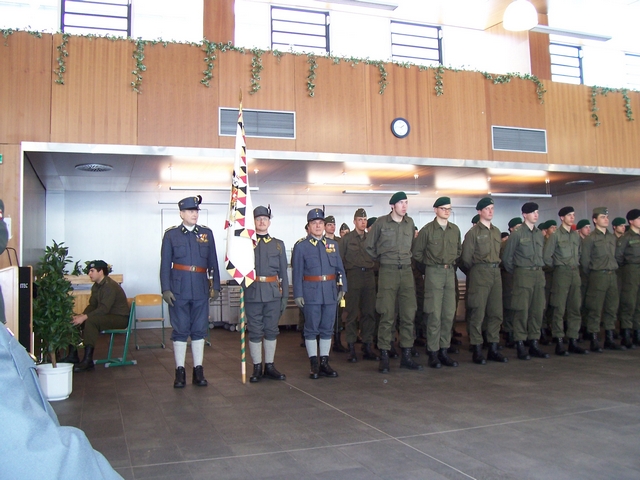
left=249, top=48, right=264, bottom=94
left=368, top=60, right=388, bottom=95
left=54, top=33, right=70, bottom=85
left=307, top=53, right=317, bottom=97
left=131, top=38, right=147, bottom=93
left=481, top=71, right=546, bottom=104
left=201, top=39, right=216, bottom=87
left=434, top=65, right=444, bottom=96
left=1, top=28, right=14, bottom=46
left=590, top=86, right=634, bottom=126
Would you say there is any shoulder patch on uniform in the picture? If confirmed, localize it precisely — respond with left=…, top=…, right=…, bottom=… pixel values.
left=164, top=225, right=180, bottom=233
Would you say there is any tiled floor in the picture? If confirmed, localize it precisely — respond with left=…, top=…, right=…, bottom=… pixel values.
left=52, top=326, right=640, bottom=480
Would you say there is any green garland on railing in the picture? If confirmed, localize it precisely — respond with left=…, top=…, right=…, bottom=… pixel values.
left=131, top=39, right=147, bottom=93
left=591, top=86, right=600, bottom=127
left=250, top=48, right=264, bottom=94
left=307, top=53, right=317, bottom=97
left=434, top=65, right=444, bottom=96
left=200, top=39, right=216, bottom=87
left=590, top=86, right=634, bottom=126
left=621, top=88, right=634, bottom=122
left=54, top=33, right=70, bottom=85
left=367, top=60, right=388, bottom=95
left=481, top=71, right=546, bottom=104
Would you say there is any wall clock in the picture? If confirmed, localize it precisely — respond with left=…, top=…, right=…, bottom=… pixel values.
left=391, top=117, right=410, bottom=138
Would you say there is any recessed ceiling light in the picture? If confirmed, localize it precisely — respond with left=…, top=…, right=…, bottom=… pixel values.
left=565, top=180, right=595, bottom=186
left=75, top=163, right=113, bottom=172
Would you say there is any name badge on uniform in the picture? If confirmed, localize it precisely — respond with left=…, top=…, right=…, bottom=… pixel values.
left=196, top=233, right=208, bottom=243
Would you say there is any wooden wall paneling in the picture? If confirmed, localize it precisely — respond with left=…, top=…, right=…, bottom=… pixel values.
left=50, top=35, right=137, bottom=145
left=203, top=0, right=235, bottom=44
left=0, top=32, right=52, bottom=143
left=137, top=42, right=220, bottom=148
left=486, top=77, right=548, bottom=164
left=529, top=14, right=551, bottom=80
left=366, top=64, right=433, bottom=158
left=293, top=56, right=368, bottom=154
left=217, top=50, right=297, bottom=152
left=0, top=145, right=21, bottom=270
left=428, top=70, right=490, bottom=161
left=544, top=82, right=596, bottom=167
left=594, top=89, right=640, bottom=169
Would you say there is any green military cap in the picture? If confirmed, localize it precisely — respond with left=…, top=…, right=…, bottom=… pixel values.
left=389, top=191, right=407, bottom=205
left=546, top=219, right=557, bottom=227
left=471, top=214, right=480, bottom=224
left=367, top=217, right=378, bottom=228
left=508, top=217, right=522, bottom=229
left=576, top=219, right=590, bottom=229
left=340, top=223, right=350, bottom=231
left=592, top=207, right=608, bottom=218
left=626, top=209, right=640, bottom=222
left=354, top=208, right=367, bottom=218
left=538, top=221, right=549, bottom=230
left=476, top=197, right=493, bottom=210
left=612, top=217, right=626, bottom=227
left=324, top=215, right=336, bottom=224
left=433, top=196, right=451, bottom=208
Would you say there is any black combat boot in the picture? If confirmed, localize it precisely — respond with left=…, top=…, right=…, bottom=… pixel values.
left=73, top=345, right=95, bottom=372
left=173, top=366, right=186, bottom=388
left=347, top=343, right=358, bottom=363
left=539, top=329, right=550, bottom=346
left=620, top=329, right=635, bottom=349
left=487, top=343, right=508, bottom=363
left=426, top=350, right=442, bottom=368
left=471, top=344, right=486, bottom=365
left=388, top=341, right=399, bottom=359
left=399, top=348, right=423, bottom=370
left=633, top=329, right=640, bottom=347
left=332, top=332, right=348, bottom=353
left=438, top=348, right=458, bottom=367
left=309, top=356, right=320, bottom=379
left=590, top=333, right=603, bottom=353
left=192, top=366, right=208, bottom=386
left=555, top=338, right=569, bottom=356
left=378, top=350, right=390, bottom=373
left=604, top=330, right=626, bottom=351
left=567, top=338, right=588, bottom=354
left=447, top=345, right=459, bottom=354
left=504, top=331, right=515, bottom=348
left=249, top=363, right=263, bottom=383
left=362, top=343, right=379, bottom=361
left=59, top=344, right=80, bottom=364
left=529, top=339, right=550, bottom=358
left=264, top=363, right=286, bottom=380
left=411, top=346, right=420, bottom=357
left=319, top=356, right=338, bottom=377
left=515, top=341, right=531, bottom=360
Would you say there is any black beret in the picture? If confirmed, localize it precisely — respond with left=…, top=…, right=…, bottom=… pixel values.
left=612, top=217, right=626, bottom=227
left=433, top=197, right=451, bottom=208
left=508, top=217, right=522, bottom=229
left=389, top=191, right=407, bottom=205
left=367, top=217, right=377, bottom=228
left=521, top=202, right=538, bottom=214
left=471, top=214, right=480, bottom=224
left=476, top=197, right=493, bottom=210
left=546, top=219, right=557, bottom=227
left=558, top=206, right=574, bottom=217
left=84, top=260, right=109, bottom=274
left=501, top=232, right=510, bottom=239
left=626, top=209, right=640, bottom=222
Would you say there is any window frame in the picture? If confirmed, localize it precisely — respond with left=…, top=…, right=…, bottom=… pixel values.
left=390, top=20, right=442, bottom=66
left=270, top=5, right=330, bottom=55
left=60, top=0, right=131, bottom=37
left=549, top=42, right=583, bottom=85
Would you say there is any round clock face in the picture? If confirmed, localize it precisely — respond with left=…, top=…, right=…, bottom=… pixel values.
left=391, top=118, right=410, bottom=138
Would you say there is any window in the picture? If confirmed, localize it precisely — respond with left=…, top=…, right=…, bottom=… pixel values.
left=271, top=6, right=329, bottom=55
left=626, top=53, right=640, bottom=90
left=61, top=0, right=131, bottom=37
left=391, top=21, right=442, bottom=66
left=550, top=43, right=583, bottom=85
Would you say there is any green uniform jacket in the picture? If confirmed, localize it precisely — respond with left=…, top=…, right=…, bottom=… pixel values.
left=615, top=228, right=640, bottom=266
left=412, top=218, right=462, bottom=266
left=580, top=228, right=618, bottom=275
left=84, top=276, right=130, bottom=318
left=341, top=230, right=376, bottom=270
left=365, top=213, right=415, bottom=265
left=543, top=225, right=581, bottom=268
left=460, top=222, right=502, bottom=271
left=501, top=223, right=545, bottom=274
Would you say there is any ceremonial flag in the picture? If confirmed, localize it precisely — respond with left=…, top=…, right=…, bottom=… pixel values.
left=224, top=98, right=257, bottom=288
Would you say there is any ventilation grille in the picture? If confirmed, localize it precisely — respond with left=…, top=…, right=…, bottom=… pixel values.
left=75, top=163, right=113, bottom=172
left=219, top=108, right=295, bottom=139
left=492, top=126, right=547, bottom=153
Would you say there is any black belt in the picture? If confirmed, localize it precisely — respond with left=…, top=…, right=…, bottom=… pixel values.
left=476, top=263, right=499, bottom=268
left=427, top=264, right=453, bottom=269
left=348, top=267, right=372, bottom=272
left=381, top=264, right=410, bottom=269
left=517, top=266, right=542, bottom=271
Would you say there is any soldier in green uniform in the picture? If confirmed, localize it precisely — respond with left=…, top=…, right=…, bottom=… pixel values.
left=366, top=192, right=422, bottom=373
left=581, top=207, right=626, bottom=352
left=615, top=209, right=640, bottom=348
left=501, top=217, right=522, bottom=348
left=340, top=208, right=378, bottom=362
left=612, top=217, right=627, bottom=239
left=501, top=202, right=548, bottom=360
left=460, top=197, right=507, bottom=364
left=412, top=197, right=462, bottom=368
left=577, top=218, right=591, bottom=338
left=542, top=206, right=588, bottom=356
left=540, top=220, right=556, bottom=344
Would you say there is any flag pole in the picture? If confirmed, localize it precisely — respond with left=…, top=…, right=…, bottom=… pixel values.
left=239, top=285, right=247, bottom=384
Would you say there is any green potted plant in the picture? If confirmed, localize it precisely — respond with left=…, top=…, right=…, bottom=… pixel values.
left=32, top=241, right=79, bottom=401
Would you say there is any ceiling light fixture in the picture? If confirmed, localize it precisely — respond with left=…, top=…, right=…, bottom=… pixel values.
left=75, top=163, right=113, bottom=172
left=317, top=0, right=398, bottom=11
left=169, top=186, right=259, bottom=191
left=343, top=190, right=419, bottom=195
left=503, top=0, right=538, bottom=32
left=530, top=25, right=612, bottom=42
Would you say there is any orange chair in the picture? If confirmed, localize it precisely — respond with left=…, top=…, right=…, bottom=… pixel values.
left=133, top=294, right=166, bottom=349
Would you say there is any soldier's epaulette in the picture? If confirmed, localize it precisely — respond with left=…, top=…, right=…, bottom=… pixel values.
left=164, top=225, right=180, bottom=233
left=295, top=236, right=306, bottom=245
left=199, top=224, right=210, bottom=229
